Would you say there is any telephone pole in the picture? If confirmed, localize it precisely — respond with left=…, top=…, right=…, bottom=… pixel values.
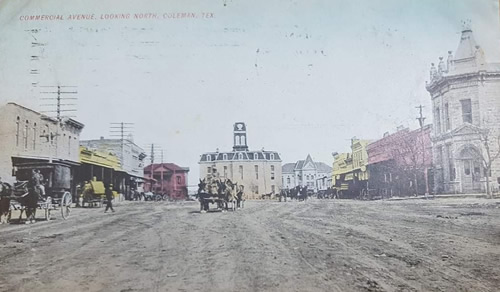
left=39, top=85, right=77, bottom=161
left=40, top=85, right=78, bottom=120
left=144, top=143, right=164, bottom=193
left=416, top=105, right=430, bottom=197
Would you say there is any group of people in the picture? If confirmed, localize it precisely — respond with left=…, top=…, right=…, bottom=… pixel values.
left=279, top=185, right=310, bottom=201
left=197, top=177, right=245, bottom=211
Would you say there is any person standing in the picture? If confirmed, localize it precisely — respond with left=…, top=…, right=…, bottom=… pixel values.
left=36, top=170, right=45, bottom=196
left=104, top=184, right=115, bottom=213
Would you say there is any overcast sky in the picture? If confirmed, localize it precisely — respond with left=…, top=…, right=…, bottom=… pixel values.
left=0, top=0, right=499, bottom=186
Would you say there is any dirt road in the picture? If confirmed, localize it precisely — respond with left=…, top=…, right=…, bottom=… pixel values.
left=0, top=198, right=499, bottom=292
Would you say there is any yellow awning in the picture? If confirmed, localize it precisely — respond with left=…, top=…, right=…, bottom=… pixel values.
left=79, top=146, right=122, bottom=170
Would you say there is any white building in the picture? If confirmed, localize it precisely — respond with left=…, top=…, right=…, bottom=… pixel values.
left=0, top=102, right=84, bottom=183
left=282, top=154, right=332, bottom=191
left=79, top=138, right=147, bottom=196
left=199, top=122, right=282, bottom=199
left=80, top=138, right=146, bottom=178
left=426, top=28, right=500, bottom=193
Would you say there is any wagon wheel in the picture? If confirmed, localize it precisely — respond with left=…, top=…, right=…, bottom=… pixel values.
left=60, top=192, right=72, bottom=220
left=45, top=197, right=52, bottom=221
left=154, top=194, right=162, bottom=202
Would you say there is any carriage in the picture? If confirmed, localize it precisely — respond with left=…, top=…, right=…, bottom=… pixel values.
left=197, top=177, right=242, bottom=213
left=6, top=161, right=74, bottom=222
left=79, top=180, right=106, bottom=208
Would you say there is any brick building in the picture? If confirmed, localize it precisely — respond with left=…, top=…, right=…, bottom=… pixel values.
left=426, top=28, right=500, bottom=193
left=144, top=163, right=189, bottom=199
left=366, top=126, right=433, bottom=197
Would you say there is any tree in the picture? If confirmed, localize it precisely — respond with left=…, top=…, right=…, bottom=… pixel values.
left=391, top=127, right=432, bottom=196
left=476, top=128, right=500, bottom=198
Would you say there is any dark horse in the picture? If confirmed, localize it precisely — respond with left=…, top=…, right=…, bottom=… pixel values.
left=0, top=182, right=12, bottom=224
left=12, top=181, right=39, bottom=224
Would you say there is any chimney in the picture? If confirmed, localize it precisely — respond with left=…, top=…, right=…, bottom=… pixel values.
left=446, top=51, right=453, bottom=72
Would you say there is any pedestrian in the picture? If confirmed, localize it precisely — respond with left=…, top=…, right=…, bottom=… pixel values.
left=104, top=184, right=115, bottom=213
left=36, top=170, right=45, bottom=196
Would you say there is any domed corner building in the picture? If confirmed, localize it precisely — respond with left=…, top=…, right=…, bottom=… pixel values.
left=426, top=27, right=500, bottom=194
left=198, top=122, right=282, bottom=199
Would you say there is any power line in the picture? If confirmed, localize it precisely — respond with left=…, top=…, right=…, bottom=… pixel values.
left=39, top=85, right=78, bottom=120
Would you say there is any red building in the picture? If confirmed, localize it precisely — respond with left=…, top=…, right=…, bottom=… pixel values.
left=144, top=163, right=189, bottom=200
left=366, top=125, right=433, bottom=198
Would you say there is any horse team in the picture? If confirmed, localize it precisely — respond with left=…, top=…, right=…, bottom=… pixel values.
left=197, top=178, right=244, bottom=212
left=0, top=173, right=41, bottom=224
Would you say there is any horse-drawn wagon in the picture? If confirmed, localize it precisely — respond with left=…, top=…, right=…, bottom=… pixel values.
left=197, top=177, right=243, bottom=213
left=79, top=180, right=107, bottom=207
left=1, top=161, right=74, bottom=223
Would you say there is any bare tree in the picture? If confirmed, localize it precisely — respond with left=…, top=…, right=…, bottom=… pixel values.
left=391, top=128, right=431, bottom=196
left=475, top=127, right=500, bottom=198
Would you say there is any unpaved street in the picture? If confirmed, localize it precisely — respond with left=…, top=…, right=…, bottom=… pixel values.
left=0, top=198, right=499, bottom=292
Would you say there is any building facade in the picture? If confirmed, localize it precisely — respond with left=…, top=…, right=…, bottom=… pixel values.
left=366, top=125, right=433, bottom=197
left=80, top=137, right=146, bottom=197
left=426, top=28, right=500, bottom=193
left=0, top=102, right=84, bottom=183
left=282, top=154, right=332, bottom=191
left=144, top=163, right=189, bottom=199
left=199, top=122, right=282, bottom=199
left=331, top=138, right=370, bottom=198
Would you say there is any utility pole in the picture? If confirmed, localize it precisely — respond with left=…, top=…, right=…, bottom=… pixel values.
left=110, top=122, right=134, bottom=194
left=39, top=85, right=77, bottom=162
left=40, top=85, right=78, bottom=120
left=416, top=105, right=430, bottom=197
left=110, top=122, right=134, bottom=166
left=144, top=143, right=164, bottom=192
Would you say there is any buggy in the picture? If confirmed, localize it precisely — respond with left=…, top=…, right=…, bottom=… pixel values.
left=6, top=161, right=74, bottom=222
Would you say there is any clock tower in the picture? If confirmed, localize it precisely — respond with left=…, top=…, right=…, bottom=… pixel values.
left=233, top=122, right=248, bottom=151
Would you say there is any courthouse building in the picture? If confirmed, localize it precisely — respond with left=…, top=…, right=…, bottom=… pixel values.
left=426, top=28, right=500, bottom=193
left=199, top=122, right=282, bottom=199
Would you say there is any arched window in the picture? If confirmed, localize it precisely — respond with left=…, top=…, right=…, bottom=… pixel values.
left=241, top=135, right=246, bottom=145
left=15, top=117, right=20, bottom=146
left=270, top=153, right=275, bottom=160
left=68, top=135, right=72, bottom=155
left=24, top=120, right=29, bottom=149
left=235, top=135, right=241, bottom=146
left=238, top=153, right=243, bottom=160
left=206, top=154, right=211, bottom=161
left=32, top=123, right=37, bottom=150
left=223, top=153, right=228, bottom=160
left=45, top=124, right=49, bottom=142
left=253, top=153, right=258, bottom=160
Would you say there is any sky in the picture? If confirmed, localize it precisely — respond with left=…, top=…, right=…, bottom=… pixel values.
left=0, top=0, right=499, bottom=187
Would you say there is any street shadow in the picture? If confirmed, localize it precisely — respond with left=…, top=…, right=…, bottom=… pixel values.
left=7, top=217, right=54, bottom=225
